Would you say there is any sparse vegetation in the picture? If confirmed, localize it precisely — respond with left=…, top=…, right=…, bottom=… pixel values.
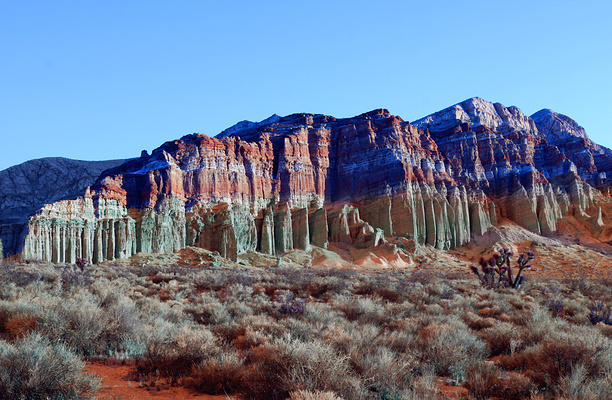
left=0, top=257, right=611, bottom=399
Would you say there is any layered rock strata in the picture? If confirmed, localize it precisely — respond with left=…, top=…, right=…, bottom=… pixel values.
left=15, top=98, right=612, bottom=262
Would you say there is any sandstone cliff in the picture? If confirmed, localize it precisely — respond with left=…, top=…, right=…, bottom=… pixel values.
left=13, top=98, right=612, bottom=263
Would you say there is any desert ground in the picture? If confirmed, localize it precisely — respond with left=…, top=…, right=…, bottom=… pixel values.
left=1, top=219, right=612, bottom=400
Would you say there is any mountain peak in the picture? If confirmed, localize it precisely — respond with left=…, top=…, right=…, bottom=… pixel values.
left=412, top=97, right=537, bottom=134
left=530, top=108, right=588, bottom=145
left=216, top=114, right=282, bottom=138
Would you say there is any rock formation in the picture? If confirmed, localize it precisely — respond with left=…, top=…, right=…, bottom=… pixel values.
left=0, top=157, right=125, bottom=258
left=8, top=97, right=612, bottom=263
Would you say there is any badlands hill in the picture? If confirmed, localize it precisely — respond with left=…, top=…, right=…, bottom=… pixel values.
left=2, top=98, right=612, bottom=266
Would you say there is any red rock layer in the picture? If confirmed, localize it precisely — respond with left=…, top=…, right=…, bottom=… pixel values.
left=90, top=110, right=454, bottom=209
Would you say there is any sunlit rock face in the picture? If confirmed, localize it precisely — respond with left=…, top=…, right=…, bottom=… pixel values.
left=14, top=98, right=612, bottom=262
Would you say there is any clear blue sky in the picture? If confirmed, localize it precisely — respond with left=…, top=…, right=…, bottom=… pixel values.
left=1, top=1, right=611, bottom=171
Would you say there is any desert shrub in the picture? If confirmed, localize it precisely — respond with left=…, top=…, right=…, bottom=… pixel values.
left=103, top=296, right=144, bottom=354
left=354, top=278, right=404, bottom=303
left=0, top=332, right=99, bottom=399
left=211, top=323, right=248, bottom=345
left=7, top=258, right=612, bottom=399
left=402, top=366, right=441, bottom=400
left=0, top=281, right=21, bottom=300
left=385, top=300, right=417, bottom=320
left=464, top=363, right=502, bottom=400
left=335, top=296, right=389, bottom=325
left=523, top=304, right=562, bottom=345
left=478, top=321, right=526, bottom=356
left=548, top=298, right=565, bottom=316
left=352, top=346, right=414, bottom=396
left=462, top=311, right=497, bottom=331
left=374, top=326, right=415, bottom=355
left=0, top=300, right=39, bottom=340
left=500, top=327, right=612, bottom=390
left=279, top=318, right=318, bottom=342
left=238, top=336, right=361, bottom=400
left=413, top=315, right=488, bottom=381
left=225, top=298, right=254, bottom=319
left=588, top=300, right=612, bottom=325
left=272, top=290, right=308, bottom=318
left=330, top=322, right=382, bottom=357
left=33, top=292, right=110, bottom=357
left=531, top=329, right=612, bottom=387
left=136, top=320, right=219, bottom=379
left=237, top=343, right=294, bottom=400
left=298, top=275, right=347, bottom=299
left=186, top=352, right=245, bottom=395
left=193, top=266, right=258, bottom=291
left=0, top=262, right=57, bottom=288
left=555, top=364, right=612, bottom=400
left=278, top=336, right=358, bottom=398
left=289, top=390, right=345, bottom=400
left=465, top=362, right=535, bottom=400
left=302, top=301, right=345, bottom=327
left=231, top=327, right=268, bottom=350
left=60, top=265, right=92, bottom=289
left=90, top=277, right=130, bottom=307
left=563, top=269, right=594, bottom=295
left=597, top=323, right=612, bottom=338
left=2, top=313, right=39, bottom=340
left=185, top=293, right=231, bottom=325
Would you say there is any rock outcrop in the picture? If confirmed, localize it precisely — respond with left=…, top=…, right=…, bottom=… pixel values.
left=11, top=98, right=612, bottom=263
left=23, top=198, right=134, bottom=264
left=0, top=157, right=125, bottom=258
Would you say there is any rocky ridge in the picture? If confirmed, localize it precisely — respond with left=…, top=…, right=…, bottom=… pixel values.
left=10, top=98, right=612, bottom=264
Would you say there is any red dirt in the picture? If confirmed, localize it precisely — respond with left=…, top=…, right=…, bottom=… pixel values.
left=436, top=378, right=469, bottom=399
left=85, top=360, right=235, bottom=400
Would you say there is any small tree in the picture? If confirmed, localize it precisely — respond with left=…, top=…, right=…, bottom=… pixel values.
left=470, top=249, right=534, bottom=289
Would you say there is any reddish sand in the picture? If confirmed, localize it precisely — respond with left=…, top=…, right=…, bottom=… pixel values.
left=436, top=378, right=469, bottom=399
left=86, top=359, right=470, bottom=400
left=85, top=360, right=234, bottom=400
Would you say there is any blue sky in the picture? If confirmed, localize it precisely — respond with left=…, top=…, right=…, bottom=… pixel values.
left=1, top=1, right=611, bottom=171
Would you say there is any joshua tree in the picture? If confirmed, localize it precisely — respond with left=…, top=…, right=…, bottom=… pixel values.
left=470, top=248, right=534, bottom=289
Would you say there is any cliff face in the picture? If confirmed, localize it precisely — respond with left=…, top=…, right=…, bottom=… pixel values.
left=15, top=98, right=612, bottom=263
left=412, top=98, right=608, bottom=235
left=86, top=109, right=453, bottom=209
left=0, top=157, right=125, bottom=258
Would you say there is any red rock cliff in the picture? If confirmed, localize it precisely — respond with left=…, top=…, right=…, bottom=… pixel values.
left=18, top=98, right=612, bottom=263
